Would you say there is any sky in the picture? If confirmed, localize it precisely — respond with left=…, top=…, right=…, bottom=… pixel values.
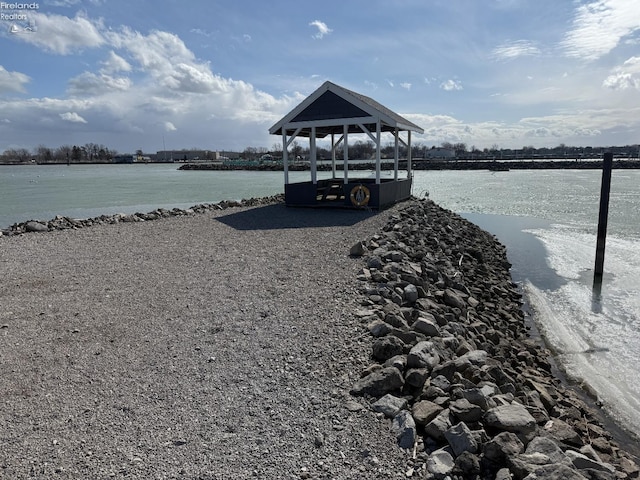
left=0, top=0, right=639, bottom=155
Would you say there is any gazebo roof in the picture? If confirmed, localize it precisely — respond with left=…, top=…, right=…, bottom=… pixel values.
left=269, top=81, right=424, bottom=138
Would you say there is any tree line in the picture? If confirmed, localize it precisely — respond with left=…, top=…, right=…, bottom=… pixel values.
left=3, top=141, right=639, bottom=164
left=1, top=143, right=118, bottom=164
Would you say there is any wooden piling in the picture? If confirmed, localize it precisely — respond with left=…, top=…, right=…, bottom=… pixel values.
left=593, top=152, right=613, bottom=286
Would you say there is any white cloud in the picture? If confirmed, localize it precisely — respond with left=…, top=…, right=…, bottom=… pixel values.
left=400, top=82, right=411, bottom=91
left=491, top=40, right=541, bottom=61
left=67, top=72, right=132, bottom=96
left=190, top=28, right=213, bottom=37
left=164, top=121, right=176, bottom=132
left=603, top=56, right=640, bottom=89
left=563, top=0, right=640, bottom=60
left=105, top=28, right=225, bottom=93
left=59, top=112, right=87, bottom=123
left=440, top=79, right=463, bottom=91
left=309, top=20, right=332, bottom=39
left=0, top=66, right=30, bottom=93
left=100, top=51, right=132, bottom=74
left=15, top=11, right=104, bottom=54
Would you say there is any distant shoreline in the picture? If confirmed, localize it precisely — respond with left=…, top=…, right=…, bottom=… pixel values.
left=3, top=159, right=640, bottom=171
left=178, top=159, right=640, bottom=171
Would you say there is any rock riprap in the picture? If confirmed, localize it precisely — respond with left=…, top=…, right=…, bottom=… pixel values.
left=0, top=194, right=284, bottom=236
left=350, top=198, right=639, bottom=479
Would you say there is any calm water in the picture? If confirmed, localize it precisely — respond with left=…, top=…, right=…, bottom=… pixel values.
left=2, top=164, right=640, bottom=439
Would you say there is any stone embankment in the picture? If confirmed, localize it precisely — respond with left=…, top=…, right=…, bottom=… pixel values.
left=349, top=198, right=639, bottom=479
left=0, top=194, right=284, bottom=236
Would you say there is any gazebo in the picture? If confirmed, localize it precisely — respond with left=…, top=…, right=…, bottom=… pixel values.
left=269, top=81, right=424, bottom=209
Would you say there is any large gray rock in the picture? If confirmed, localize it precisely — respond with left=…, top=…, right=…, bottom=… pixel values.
left=411, top=316, right=441, bottom=337
left=444, top=288, right=467, bottom=310
left=427, top=449, right=455, bottom=478
left=483, top=403, right=537, bottom=435
left=350, top=367, right=404, bottom=397
left=507, top=453, right=553, bottom=479
left=565, top=450, right=615, bottom=474
left=424, top=409, right=452, bottom=440
left=450, top=397, right=483, bottom=423
left=350, top=241, right=367, bottom=256
left=542, top=418, right=582, bottom=447
left=407, top=341, right=440, bottom=369
left=462, top=387, right=496, bottom=411
left=405, top=368, right=429, bottom=388
left=372, top=336, right=405, bottom=361
left=525, top=436, right=568, bottom=464
left=483, top=431, right=524, bottom=462
left=384, top=312, right=409, bottom=330
left=25, top=221, right=48, bottom=232
left=403, top=284, right=419, bottom=304
left=521, top=463, right=589, bottom=480
left=412, top=400, right=443, bottom=426
left=367, top=319, right=392, bottom=337
left=454, top=350, right=488, bottom=371
left=372, top=394, right=407, bottom=418
left=444, top=422, right=478, bottom=456
left=392, top=411, right=416, bottom=449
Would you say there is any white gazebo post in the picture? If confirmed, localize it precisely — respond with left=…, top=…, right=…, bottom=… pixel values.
left=343, top=124, right=349, bottom=184
left=310, top=126, right=317, bottom=185
left=407, top=130, right=412, bottom=179
left=282, top=130, right=289, bottom=185
left=394, top=127, right=399, bottom=181
left=331, top=133, right=336, bottom=179
left=375, top=119, right=381, bottom=184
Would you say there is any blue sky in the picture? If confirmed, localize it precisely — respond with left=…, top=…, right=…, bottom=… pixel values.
left=0, top=0, right=639, bottom=154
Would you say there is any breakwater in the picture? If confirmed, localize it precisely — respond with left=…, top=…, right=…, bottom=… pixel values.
left=3, top=193, right=639, bottom=477
left=0, top=194, right=284, bottom=236
left=350, top=198, right=639, bottom=478
left=179, top=159, right=640, bottom=172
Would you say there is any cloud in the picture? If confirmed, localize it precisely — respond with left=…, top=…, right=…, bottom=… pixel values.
left=14, top=11, right=104, bottom=54
left=0, top=22, right=303, bottom=152
left=491, top=40, right=541, bottom=61
left=400, top=82, right=411, bottom=91
left=67, top=72, right=132, bottom=96
left=59, top=112, right=87, bottom=123
left=563, top=0, right=640, bottom=60
left=603, top=56, right=640, bottom=89
left=440, top=79, right=463, bottom=91
left=100, top=51, right=132, bottom=74
left=190, top=28, right=213, bottom=37
left=0, top=66, right=30, bottom=94
left=309, top=20, right=332, bottom=39
left=105, top=28, right=226, bottom=93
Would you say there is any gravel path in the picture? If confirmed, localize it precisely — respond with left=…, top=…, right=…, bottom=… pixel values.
left=0, top=203, right=412, bottom=479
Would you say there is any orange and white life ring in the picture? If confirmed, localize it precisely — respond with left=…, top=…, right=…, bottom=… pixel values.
left=350, top=184, right=371, bottom=207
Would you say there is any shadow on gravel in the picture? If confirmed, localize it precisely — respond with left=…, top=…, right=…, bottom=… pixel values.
left=215, top=203, right=378, bottom=231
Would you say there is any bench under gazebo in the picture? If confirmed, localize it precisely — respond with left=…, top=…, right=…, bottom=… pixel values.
left=269, top=81, right=424, bottom=209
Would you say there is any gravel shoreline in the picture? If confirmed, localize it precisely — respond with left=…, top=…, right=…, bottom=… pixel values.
left=1, top=197, right=639, bottom=479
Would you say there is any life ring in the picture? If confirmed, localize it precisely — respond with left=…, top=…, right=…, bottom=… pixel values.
left=350, top=184, right=371, bottom=207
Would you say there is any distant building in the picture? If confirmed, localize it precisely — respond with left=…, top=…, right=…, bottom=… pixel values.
left=425, top=147, right=455, bottom=159
left=155, top=150, right=219, bottom=162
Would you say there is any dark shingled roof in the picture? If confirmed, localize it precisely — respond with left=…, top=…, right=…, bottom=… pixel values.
left=269, top=81, right=424, bottom=138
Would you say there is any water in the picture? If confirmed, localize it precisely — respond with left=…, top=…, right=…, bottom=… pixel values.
left=2, top=164, right=640, bottom=439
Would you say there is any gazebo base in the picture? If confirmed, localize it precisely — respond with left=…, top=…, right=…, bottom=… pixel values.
left=284, top=177, right=412, bottom=210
